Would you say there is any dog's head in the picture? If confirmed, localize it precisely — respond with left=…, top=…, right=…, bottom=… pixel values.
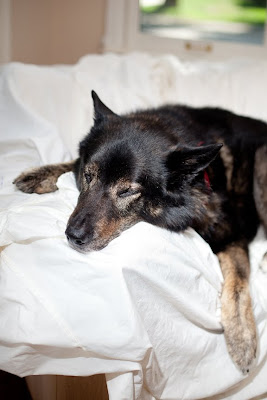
left=65, top=92, right=221, bottom=252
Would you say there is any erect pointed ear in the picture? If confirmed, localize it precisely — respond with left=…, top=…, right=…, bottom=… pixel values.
left=166, top=143, right=222, bottom=188
left=91, top=90, right=117, bottom=122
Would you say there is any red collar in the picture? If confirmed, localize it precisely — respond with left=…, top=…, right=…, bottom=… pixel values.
left=198, top=141, right=211, bottom=190
left=203, top=170, right=211, bottom=190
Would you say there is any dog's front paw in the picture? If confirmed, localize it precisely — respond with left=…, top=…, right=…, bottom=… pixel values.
left=221, top=286, right=257, bottom=374
left=13, top=166, right=58, bottom=194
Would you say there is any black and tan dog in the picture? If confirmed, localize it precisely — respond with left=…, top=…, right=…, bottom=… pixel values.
left=14, top=91, right=267, bottom=373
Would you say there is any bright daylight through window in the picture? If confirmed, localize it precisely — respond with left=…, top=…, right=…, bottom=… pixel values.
left=140, top=0, right=267, bottom=45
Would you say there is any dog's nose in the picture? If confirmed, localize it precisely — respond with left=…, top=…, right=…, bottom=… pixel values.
left=65, top=226, right=88, bottom=247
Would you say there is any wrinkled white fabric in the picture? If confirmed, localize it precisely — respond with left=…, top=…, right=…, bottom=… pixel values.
left=0, top=53, right=267, bottom=400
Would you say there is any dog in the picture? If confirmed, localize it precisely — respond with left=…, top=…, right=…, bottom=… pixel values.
left=14, top=91, right=267, bottom=373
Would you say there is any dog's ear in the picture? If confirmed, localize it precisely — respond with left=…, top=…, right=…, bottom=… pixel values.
left=91, top=90, right=117, bottom=122
left=166, top=143, right=222, bottom=189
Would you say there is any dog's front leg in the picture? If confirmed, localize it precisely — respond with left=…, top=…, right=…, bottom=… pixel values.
left=217, top=242, right=257, bottom=373
left=13, top=160, right=77, bottom=194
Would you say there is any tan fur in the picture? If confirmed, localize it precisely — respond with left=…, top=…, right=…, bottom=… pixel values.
left=218, top=244, right=257, bottom=373
left=95, top=214, right=139, bottom=250
left=96, top=217, right=122, bottom=241
left=220, top=144, right=234, bottom=191
left=109, top=180, right=142, bottom=211
left=95, top=182, right=143, bottom=243
left=82, top=162, right=99, bottom=187
left=147, top=205, right=163, bottom=218
left=13, top=161, right=75, bottom=194
left=254, top=145, right=267, bottom=234
left=233, top=160, right=250, bottom=195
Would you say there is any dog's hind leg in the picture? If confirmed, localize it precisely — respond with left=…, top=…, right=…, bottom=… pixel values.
left=254, top=144, right=267, bottom=234
left=217, top=242, right=257, bottom=373
left=254, top=145, right=267, bottom=274
left=13, top=160, right=76, bottom=194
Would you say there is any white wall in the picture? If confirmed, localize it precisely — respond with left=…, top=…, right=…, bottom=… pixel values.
left=0, top=0, right=106, bottom=65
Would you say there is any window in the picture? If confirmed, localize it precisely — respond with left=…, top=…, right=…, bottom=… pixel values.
left=104, top=0, right=267, bottom=60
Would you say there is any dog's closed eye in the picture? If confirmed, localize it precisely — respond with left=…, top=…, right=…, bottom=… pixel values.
left=117, top=188, right=141, bottom=198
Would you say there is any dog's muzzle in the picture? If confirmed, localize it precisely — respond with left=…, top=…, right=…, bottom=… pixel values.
left=65, top=224, right=93, bottom=249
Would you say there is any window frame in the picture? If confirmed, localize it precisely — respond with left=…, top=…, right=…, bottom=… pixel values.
left=103, top=0, right=267, bottom=60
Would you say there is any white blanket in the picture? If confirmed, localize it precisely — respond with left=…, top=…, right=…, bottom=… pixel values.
left=0, top=53, right=267, bottom=400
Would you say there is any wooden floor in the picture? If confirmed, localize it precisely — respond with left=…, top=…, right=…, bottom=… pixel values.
left=0, top=371, right=109, bottom=400
left=26, top=374, right=109, bottom=400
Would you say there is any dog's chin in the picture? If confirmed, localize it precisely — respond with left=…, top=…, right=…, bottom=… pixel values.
left=68, top=240, right=108, bottom=253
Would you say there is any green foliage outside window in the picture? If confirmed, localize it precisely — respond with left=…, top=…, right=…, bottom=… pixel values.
left=141, top=0, right=266, bottom=25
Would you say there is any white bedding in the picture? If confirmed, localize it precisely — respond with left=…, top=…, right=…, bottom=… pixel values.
left=0, top=53, right=267, bottom=400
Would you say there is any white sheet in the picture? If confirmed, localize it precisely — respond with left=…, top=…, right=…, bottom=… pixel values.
left=0, top=53, right=267, bottom=400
